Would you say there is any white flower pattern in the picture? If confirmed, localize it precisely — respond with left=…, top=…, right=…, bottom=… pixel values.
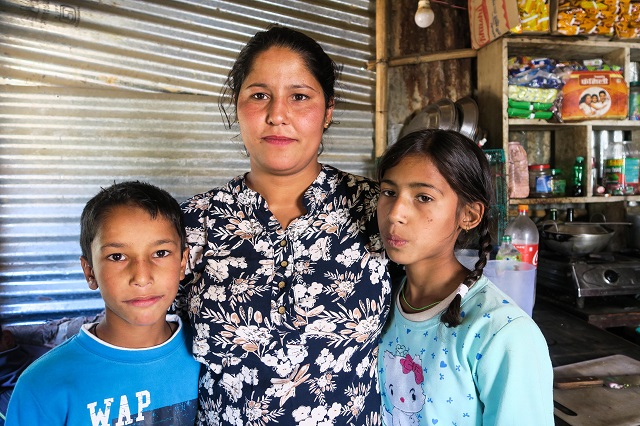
left=175, top=165, right=391, bottom=425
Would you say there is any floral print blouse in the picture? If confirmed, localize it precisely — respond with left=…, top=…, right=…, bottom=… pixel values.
left=176, top=164, right=392, bottom=426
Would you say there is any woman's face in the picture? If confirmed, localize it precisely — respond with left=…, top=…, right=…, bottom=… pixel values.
left=585, top=95, right=591, bottom=104
left=236, top=46, right=333, bottom=178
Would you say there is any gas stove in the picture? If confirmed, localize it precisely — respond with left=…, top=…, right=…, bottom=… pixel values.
left=537, top=250, right=640, bottom=308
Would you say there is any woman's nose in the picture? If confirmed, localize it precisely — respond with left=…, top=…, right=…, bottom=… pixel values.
left=266, top=97, right=288, bottom=125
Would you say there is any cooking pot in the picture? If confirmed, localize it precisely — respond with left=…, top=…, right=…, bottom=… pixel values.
left=540, top=222, right=615, bottom=255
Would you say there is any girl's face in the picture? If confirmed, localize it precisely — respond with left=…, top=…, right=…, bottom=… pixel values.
left=236, top=46, right=333, bottom=178
left=592, top=95, right=598, bottom=103
left=377, top=154, right=465, bottom=267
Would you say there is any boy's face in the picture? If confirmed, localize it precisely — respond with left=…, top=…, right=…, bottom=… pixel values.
left=80, top=205, right=187, bottom=335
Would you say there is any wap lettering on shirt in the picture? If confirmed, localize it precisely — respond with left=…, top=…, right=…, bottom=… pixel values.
left=86, top=390, right=150, bottom=426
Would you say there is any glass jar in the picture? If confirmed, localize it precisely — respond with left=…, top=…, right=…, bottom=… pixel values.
left=528, top=164, right=552, bottom=197
left=549, top=168, right=566, bottom=196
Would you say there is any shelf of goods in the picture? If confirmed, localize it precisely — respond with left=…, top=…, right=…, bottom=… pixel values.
left=477, top=36, right=640, bottom=205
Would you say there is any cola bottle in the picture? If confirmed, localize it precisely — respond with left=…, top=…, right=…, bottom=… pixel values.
left=504, top=204, right=539, bottom=267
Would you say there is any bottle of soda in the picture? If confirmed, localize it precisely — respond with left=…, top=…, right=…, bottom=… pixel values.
left=504, top=204, right=539, bottom=267
left=496, top=235, right=523, bottom=262
left=572, top=156, right=585, bottom=196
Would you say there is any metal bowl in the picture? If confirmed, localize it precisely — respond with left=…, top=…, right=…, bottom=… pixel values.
left=399, top=104, right=440, bottom=137
left=435, top=98, right=458, bottom=131
left=540, top=222, right=615, bottom=255
left=455, top=97, right=479, bottom=141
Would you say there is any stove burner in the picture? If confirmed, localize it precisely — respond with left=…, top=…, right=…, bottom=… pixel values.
left=537, top=250, right=640, bottom=308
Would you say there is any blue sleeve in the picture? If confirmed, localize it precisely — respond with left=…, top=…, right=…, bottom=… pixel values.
left=474, top=316, right=555, bottom=425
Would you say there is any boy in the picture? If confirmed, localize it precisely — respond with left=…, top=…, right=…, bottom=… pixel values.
left=6, top=181, right=200, bottom=426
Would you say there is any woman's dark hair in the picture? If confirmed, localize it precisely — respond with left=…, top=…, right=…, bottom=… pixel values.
left=79, top=181, right=186, bottom=266
left=219, top=25, right=340, bottom=128
left=377, top=129, right=494, bottom=327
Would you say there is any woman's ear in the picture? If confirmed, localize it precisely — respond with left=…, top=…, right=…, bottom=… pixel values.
left=80, top=256, right=98, bottom=290
left=459, top=202, right=484, bottom=231
left=180, top=248, right=189, bottom=281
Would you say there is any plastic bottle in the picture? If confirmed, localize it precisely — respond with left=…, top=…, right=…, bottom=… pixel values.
left=571, top=156, right=585, bottom=196
left=507, top=141, right=530, bottom=198
left=504, top=204, right=539, bottom=267
left=496, top=235, right=523, bottom=262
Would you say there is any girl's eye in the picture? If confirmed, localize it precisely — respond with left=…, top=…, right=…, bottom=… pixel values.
left=107, top=253, right=125, bottom=262
left=154, top=250, right=171, bottom=258
left=417, top=194, right=433, bottom=203
left=251, top=92, right=269, bottom=100
left=380, top=189, right=396, bottom=198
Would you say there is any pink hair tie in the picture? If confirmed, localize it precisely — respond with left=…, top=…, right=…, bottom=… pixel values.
left=456, top=284, right=469, bottom=299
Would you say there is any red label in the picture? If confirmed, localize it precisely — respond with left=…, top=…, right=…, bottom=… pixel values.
left=513, top=243, right=538, bottom=266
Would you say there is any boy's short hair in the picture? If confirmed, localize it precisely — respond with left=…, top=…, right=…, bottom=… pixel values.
left=80, top=181, right=186, bottom=265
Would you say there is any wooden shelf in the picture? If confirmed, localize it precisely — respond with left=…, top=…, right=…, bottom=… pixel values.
left=509, top=195, right=640, bottom=205
left=508, top=119, right=640, bottom=130
left=478, top=36, right=640, bottom=215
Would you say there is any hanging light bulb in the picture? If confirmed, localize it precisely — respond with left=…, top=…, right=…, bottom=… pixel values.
left=414, top=0, right=435, bottom=28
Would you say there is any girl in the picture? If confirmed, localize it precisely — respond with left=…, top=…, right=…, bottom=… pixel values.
left=377, top=129, right=554, bottom=425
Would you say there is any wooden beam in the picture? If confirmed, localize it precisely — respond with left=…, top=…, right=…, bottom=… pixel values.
left=367, top=48, right=477, bottom=71
left=375, top=0, right=389, bottom=158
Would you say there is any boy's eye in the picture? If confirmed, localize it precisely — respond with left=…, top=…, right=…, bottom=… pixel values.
left=154, top=250, right=171, bottom=258
left=107, top=253, right=126, bottom=262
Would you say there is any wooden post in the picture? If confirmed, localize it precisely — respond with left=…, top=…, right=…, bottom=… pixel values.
left=375, top=0, right=389, bottom=158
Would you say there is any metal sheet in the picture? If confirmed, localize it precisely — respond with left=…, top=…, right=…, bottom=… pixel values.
left=0, top=0, right=377, bottom=325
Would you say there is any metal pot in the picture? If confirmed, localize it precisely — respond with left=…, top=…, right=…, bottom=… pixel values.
left=540, top=222, right=615, bottom=255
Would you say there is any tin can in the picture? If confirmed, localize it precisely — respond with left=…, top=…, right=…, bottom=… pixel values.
left=630, top=82, right=640, bottom=120
left=604, top=158, right=625, bottom=195
left=625, top=157, right=640, bottom=194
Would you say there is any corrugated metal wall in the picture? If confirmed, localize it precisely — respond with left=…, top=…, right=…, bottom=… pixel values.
left=0, top=0, right=377, bottom=325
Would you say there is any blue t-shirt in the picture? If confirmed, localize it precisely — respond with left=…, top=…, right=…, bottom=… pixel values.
left=378, top=276, right=554, bottom=425
left=6, top=315, right=200, bottom=426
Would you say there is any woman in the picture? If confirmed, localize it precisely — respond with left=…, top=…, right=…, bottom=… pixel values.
left=176, top=25, right=392, bottom=425
left=578, top=93, right=595, bottom=116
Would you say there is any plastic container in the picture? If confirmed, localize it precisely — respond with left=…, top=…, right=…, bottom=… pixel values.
left=507, top=141, right=529, bottom=198
left=630, top=81, right=640, bottom=120
left=496, top=235, right=522, bottom=261
left=528, top=164, right=552, bottom=197
left=504, top=204, right=539, bottom=266
left=484, top=260, right=536, bottom=316
left=455, top=249, right=479, bottom=270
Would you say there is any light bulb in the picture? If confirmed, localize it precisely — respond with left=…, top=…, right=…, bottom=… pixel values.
left=415, top=0, right=435, bottom=28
